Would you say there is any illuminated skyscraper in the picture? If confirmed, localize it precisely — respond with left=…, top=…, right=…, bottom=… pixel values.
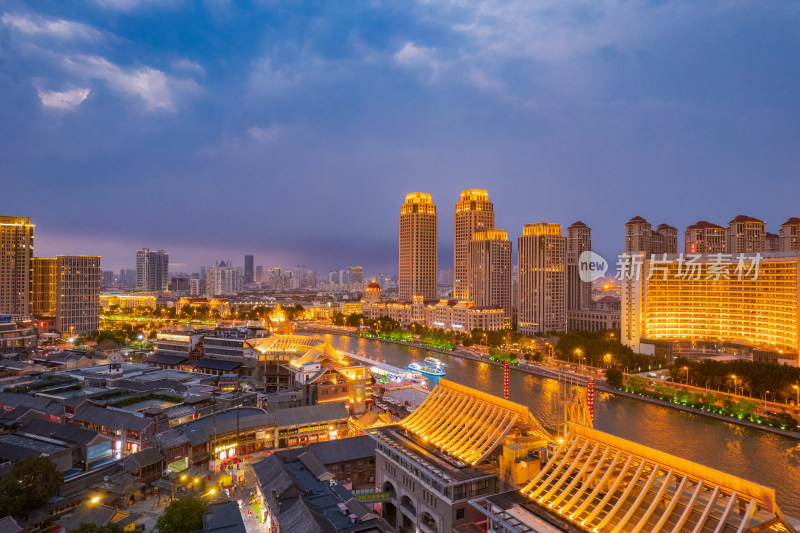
left=468, top=229, right=511, bottom=322
left=136, top=248, right=169, bottom=292
left=566, top=221, right=592, bottom=311
left=517, top=223, right=566, bottom=334
left=399, top=193, right=437, bottom=300
left=453, top=190, right=494, bottom=299
left=0, top=216, right=34, bottom=316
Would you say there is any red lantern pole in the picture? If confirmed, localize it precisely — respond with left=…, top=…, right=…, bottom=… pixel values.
left=587, top=378, right=595, bottom=422
left=504, top=360, right=510, bottom=400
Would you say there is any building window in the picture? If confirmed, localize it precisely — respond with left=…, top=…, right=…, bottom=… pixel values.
left=456, top=508, right=465, bottom=520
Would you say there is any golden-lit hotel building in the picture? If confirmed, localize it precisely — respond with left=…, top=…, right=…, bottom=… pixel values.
left=621, top=252, right=800, bottom=364
left=32, top=257, right=57, bottom=317
left=517, top=223, right=566, bottom=334
left=399, top=192, right=437, bottom=300
left=453, top=189, right=494, bottom=299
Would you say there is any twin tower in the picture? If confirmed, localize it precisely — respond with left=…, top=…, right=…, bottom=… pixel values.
left=398, top=190, right=591, bottom=333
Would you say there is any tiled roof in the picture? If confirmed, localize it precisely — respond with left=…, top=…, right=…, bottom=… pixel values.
left=144, top=353, right=188, bottom=365
left=191, top=358, right=242, bottom=371
left=72, top=405, right=153, bottom=432
left=307, top=435, right=376, bottom=465
left=626, top=216, right=648, bottom=224
left=782, top=217, right=800, bottom=226
left=568, top=221, right=588, bottom=228
left=124, top=447, right=164, bottom=471
left=274, top=402, right=349, bottom=428
left=729, top=214, right=764, bottom=224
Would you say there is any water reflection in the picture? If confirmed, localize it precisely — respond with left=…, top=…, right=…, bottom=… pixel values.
left=322, top=334, right=800, bottom=513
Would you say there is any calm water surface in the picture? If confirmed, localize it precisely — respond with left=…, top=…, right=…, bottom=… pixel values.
left=321, top=334, right=800, bottom=514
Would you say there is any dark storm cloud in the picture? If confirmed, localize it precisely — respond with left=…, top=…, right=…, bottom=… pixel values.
left=1, top=0, right=799, bottom=273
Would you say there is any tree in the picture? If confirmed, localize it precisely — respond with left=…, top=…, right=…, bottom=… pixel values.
left=0, top=456, right=63, bottom=518
left=154, top=497, right=207, bottom=533
left=605, top=368, right=623, bottom=389
left=625, top=376, right=647, bottom=394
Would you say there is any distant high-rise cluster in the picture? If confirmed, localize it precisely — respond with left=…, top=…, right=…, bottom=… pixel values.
left=627, top=214, right=800, bottom=255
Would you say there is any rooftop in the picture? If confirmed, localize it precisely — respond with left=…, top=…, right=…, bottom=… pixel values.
left=729, top=214, right=765, bottom=224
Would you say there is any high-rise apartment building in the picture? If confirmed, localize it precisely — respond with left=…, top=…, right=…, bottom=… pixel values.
left=345, top=266, right=363, bottom=285
left=206, top=261, right=242, bottom=296
left=766, top=232, right=780, bottom=252
left=244, top=255, right=254, bottom=284
left=566, top=221, right=592, bottom=311
left=56, top=255, right=101, bottom=336
left=685, top=221, right=726, bottom=254
left=467, top=229, right=512, bottom=322
left=517, top=223, right=566, bottom=334
left=652, top=224, right=678, bottom=254
left=625, top=216, right=652, bottom=254
left=780, top=218, right=800, bottom=252
left=255, top=265, right=264, bottom=283
left=136, top=248, right=169, bottom=292
left=399, top=193, right=437, bottom=301
left=32, top=257, right=57, bottom=317
left=726, top=215, right=765, bottom=254
left=453, top=189, right=494, bottom=299
left=0, top=216, right=34, bottom=316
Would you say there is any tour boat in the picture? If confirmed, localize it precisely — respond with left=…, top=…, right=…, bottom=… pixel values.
left=408, top=360, right=446, bottom=376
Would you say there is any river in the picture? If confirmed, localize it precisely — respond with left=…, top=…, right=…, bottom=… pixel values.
left=320, top=333, right=800, bottom=514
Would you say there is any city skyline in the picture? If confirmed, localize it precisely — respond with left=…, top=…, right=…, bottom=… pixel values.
left=3, top=2, right=799, bottom=272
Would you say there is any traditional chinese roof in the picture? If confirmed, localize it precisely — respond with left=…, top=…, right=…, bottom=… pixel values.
left=256, top=334, right=323, bottom=354
left=520, top=422, right=795, bottom=533
left=290, top=341, right=349, bottom=367
left=400, top=379, right=552, bottom=465
left=728, top=214, right=764, bottom=224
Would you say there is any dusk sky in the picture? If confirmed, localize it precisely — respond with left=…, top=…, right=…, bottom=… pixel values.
left=2, top=0, right=799, bottom=275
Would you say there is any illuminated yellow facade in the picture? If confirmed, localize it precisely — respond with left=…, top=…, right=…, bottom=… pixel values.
left=518, top=222, right=567, bottom=334
left=101, top=294, right=157, bottom=309
left=32, top=257, right=57, bottom=316
left=621, top=253, right=800, bottom=363
left=0, top=216, right=34, bottom=316
left=454, top=189, right=494, bottom=299
left=399, top=192, right=437, bottom=300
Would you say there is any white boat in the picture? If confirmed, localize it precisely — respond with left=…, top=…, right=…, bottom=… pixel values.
left=408, top=361, right=446, bottom=376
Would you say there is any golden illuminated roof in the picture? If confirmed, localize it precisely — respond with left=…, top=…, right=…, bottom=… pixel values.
left=400, top=379, right=553, bottom=465
left=472, top=229, right=508, bottom=241
left=290, top=341, right=349, bottom=368
left=521, top=422, right=795, bottom=533
left=522, top=222, right=562, bottom=236
left=403, top=192, right=433, bottom=204
left=255, top=334, right=323, bottom=354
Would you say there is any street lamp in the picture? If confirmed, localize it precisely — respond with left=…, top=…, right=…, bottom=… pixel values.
left=730, top=375, right=738, bottom=396
left=764, top=390, right=769, bottom=414
left=603, top=353, right=612, bottom=368
left=682, top=366, right=689, bottom=386
left=794, top=384, right=799, bottom=408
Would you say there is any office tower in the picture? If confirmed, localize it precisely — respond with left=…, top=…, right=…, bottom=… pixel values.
left=305, top=269, right=317, bottom=288
left=625, top=216, right=652, bottom=254
left=329, top=271, right=339, bottom=284
left=780, top=218, right=800, bottom=251
left=399, top=193, right=438, bottom=301
left=468, top=229, right=512, bottom=321
left=685, top=221, right=727, bottom=254
left=453, top=190, right=494, bottom=299
left=56, top=255, right=101, bottom=336
left=189, top=278, right=206, bottom=296
left=621, top=253, right=800, bottom=364
left=244, top=255, right=254, bottom=283
left=517, top=223, right=566, bottom=334
left=255, top=265, right=264, bottom=283
left=652, top=224, right=678, bottom=254
left=0, top=216, right=34, bottom=316
left=200, top=266, right=207, bottom=280
left=766, top=232, right=780, bottom=252
left=136, top=248, right=169, bottom=292
left=726, top=215, right=765, bottom=254
left=31, top=257, right=57, bottom=317
left=566, top=221, right=592, bottom=311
